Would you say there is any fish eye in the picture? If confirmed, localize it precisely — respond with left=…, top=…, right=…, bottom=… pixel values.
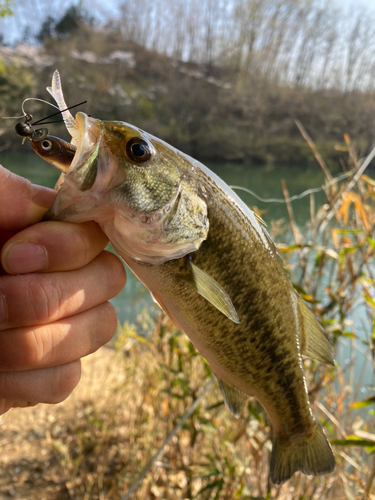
left=41, top=139, right=53, bottom=151
left=126, top=137, right=153, bottom=163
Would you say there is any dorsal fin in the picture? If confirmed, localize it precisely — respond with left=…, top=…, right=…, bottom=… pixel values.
left=217, top=378, right=248, bottom=418
left=298, top=296, right=334, bottom=366
left=189, top=260, right=240, bottom=324
left=254, top=212, right=267, bottom=227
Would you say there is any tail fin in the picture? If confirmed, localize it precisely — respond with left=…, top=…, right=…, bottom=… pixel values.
left=270, top=423, right=335, bottom=485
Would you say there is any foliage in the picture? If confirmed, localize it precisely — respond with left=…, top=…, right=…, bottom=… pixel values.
left=38, top=138, right=375, bottom=499
left=0, top=0, right=12, bottom=17
left=36, top=4, right=93, bottom=42
left=114, top=0, right=375, bottom=93
left=0, top=2, right=374, bottom=498
left=1, top=1, right=375, bottom=164
left=0, top=0, right=12, bottom=72
left=0, top=66, right=36, bottom=146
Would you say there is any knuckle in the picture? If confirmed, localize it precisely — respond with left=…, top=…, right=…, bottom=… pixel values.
left=21, top=328, right=50, bottom=368
left=101, top=302, right=118, bottom=342
left=27, top=277, right=64, bottom=324
left=0, top=372, right=11, bottom=399
left=89, top=302, right=118, bottom=353
left=0, top=361, right=81, bottom=404
left=73, top=226, right=95, bottom=266
left=0, top=398, right=13, bottom=415
left=71, top=222, right=108, bottom=267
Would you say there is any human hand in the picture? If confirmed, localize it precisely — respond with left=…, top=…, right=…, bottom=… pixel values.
left=0, top=165, right=126, bottom=415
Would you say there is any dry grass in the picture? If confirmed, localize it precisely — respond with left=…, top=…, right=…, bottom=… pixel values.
left=1, top=310, right=374, bottom=499
left=1, top=137, right=375, bottom=500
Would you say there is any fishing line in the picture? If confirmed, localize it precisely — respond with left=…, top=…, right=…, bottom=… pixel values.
left=30, top=119, right=65, bottom=125
left=2, top=99, right=87, bottom=125
left=32, top=100, right=87, bottom=125
left=230, top=169, right=355, bottom=204
left=3, top=98, right=87, bottom=142
left=1, top=98, right=60, bottom=121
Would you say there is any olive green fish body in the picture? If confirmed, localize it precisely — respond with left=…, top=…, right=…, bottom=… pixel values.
left=38, top=70, right=336, bottom=484
left=123, top=177, right=314, bottom=443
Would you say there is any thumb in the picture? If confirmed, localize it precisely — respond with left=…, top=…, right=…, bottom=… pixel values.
left=0, top=165, right=56, bottom=232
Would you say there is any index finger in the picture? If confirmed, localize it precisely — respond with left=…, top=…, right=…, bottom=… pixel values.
left=0, top=165, right=55, bottom=232
left=1, top=220, right=109, bottom=274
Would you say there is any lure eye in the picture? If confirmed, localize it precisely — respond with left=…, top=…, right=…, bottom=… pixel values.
left=126, top=137, right=153, bottom=163
left=41, top=139, right=53, bottom=151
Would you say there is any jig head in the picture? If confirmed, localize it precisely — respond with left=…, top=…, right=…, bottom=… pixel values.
left=14, top=113, right=49, bottom=142
left=3, top=97, right=87, bottom=144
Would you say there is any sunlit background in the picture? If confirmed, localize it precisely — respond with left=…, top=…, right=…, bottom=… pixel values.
left=0, top=1, right=375, bottom=499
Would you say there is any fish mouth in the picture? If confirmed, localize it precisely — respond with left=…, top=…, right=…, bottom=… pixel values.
left=43, top=112, right=104, bottom=222
left=70, top=112, right=101, bottom=172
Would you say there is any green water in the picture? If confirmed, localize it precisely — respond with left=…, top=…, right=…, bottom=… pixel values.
left=2, top=149, right=327, bottom=321
left=2, top=150, right=373, bottom=396
left=0, top=149, right=332, bottom=322
left=2, top=148, right=327, bottom=225
left=0, top=149, right=324, bottom=316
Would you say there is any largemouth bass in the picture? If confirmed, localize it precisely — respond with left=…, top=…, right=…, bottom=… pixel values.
left=35, top=71, right=336, bottom=484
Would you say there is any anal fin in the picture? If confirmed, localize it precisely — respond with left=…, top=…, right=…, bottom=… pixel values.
left=217, top=378, right=248, bottom=418
left=189, top=261, right=240, bottom=324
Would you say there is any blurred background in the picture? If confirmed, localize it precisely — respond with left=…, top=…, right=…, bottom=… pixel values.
left=0, top=1, right=375, bottom=499
left=1, top=0, right=375, bottom=165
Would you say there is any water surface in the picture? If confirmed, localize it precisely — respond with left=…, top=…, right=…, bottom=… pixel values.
left=2, top=149, right=328, bottom=318
left=2, top=149, right=373, bottom=396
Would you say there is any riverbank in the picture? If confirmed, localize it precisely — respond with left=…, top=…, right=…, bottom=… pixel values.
left=1, top=311, right=373, bottom=499
left=0, top=346, right=125, bottom=499
left=1, top=35, right=375, bottom=168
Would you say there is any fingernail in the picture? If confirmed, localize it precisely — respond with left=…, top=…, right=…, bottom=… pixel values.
left=0, top=293, right=7, bottom=324
left=2, top=243, right=48, bottom=274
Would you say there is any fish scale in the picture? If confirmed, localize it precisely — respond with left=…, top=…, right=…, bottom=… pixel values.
left=130, top=190, right=310, bottom=429
left=31, top=70, right=336, bottom=484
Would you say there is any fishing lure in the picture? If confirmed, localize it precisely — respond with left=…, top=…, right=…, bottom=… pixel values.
left=30, top=135, right=76, bottom=173
left=3, top=96, right=87, bottom=143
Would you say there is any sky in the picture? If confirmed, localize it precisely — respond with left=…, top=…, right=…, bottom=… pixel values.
left=1, top=0, right=375, bottom=46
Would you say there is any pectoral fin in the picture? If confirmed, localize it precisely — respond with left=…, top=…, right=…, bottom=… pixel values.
left=189, top=261, right=240, bottom=324
left=217, top=378, right=248, bottom=418
left=298, top=296, right=334, bottom=366
left=78, top=143, right=99, bottom=191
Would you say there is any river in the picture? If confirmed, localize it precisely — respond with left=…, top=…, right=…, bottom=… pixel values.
left=2, top=149, right=373, bottom=398
left=2, top=148, right=328, bottom=319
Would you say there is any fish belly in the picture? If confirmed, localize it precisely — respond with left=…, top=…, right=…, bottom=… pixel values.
left=121, top=195, right=314, bottom=441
